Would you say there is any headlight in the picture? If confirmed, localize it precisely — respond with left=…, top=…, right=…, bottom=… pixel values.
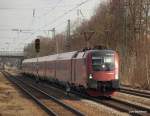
left=89, top=74, right=93, bottom=79
left=115, top=74, right=119, bottom=79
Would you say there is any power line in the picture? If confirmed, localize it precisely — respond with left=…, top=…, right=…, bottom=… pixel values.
left=28, top=0, right=64, bottom=35
left=26, top=0, right=92, bottom=42
left=37, top=0, right=92, bottom=30
left=23, top=0, right=90, bottom=39
left=36, top=0, right=64, bottom=19
left=12, top=0, right=92, bottom=42
left=0, top=29, right=12, bottom=31
left=0, top=8, right=34, bottom=10
left=0, top=4, right=79, bottom=10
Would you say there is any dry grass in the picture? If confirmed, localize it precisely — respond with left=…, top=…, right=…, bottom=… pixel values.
left=0, top=72, right=48, bottom=116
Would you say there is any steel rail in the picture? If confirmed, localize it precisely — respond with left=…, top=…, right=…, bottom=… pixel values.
left=38, top=80, right=150, bottom=116
left=18, top=79, right=85, bottom=116
left=120, top=87, right=150, bottom=99
left=12, top=73, right=150, bottom=116
left=70, top=90, right=150, bottom=116
left=2, top=71, right=85, bottom=116
left=26, top=77, right=150, bottom=116
left=1, top=71, right=57, bottom=116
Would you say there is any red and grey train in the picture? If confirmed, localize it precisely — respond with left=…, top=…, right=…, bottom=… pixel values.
left=22, top=49, right=119, bottom=97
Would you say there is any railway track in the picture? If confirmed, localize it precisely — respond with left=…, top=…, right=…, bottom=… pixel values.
left=71, top=90, right=150, bottom=116
left=36, top=82, right=150, bottom=116
left=39, top=80, right=150, bottom=116
left=120, top=86, right=150, bottom=99
left=3, top=71, right=150, bottom=116
left=2, top=71, right=85, bottom=116
left=21, top=74, right=150, bottom=116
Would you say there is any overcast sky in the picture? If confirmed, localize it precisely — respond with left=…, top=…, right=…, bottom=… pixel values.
left=0, top=0, right=103, bottom=51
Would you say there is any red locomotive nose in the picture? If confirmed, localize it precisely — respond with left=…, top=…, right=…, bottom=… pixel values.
left=93, top=71, right=115, bottom=81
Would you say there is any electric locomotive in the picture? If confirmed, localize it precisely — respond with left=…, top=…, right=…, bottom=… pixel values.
left=86, top=49, right=119, bottom=96
left=22, top=48, right=119, bottom=97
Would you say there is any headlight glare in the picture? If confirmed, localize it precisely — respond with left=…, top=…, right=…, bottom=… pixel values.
left=89, top=74, right=93, bottom=79
left=115, top=74, right=119, bottom=79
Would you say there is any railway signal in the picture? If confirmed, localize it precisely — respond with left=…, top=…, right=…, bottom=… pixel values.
left=35, top=39, right=40, bottom=53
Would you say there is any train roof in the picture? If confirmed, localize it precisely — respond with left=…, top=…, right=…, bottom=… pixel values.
left=88, top=49, right=115, bottom=54
left=23, top=49, right=115, bottom=63
left=23, top=51, right=78, bottom=63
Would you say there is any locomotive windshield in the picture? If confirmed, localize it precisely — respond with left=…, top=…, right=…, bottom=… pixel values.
left=92, top=51, right=115, bottom=71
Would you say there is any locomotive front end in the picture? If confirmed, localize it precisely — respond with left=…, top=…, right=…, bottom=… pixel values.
left=87, top=50, right=119, bottom=97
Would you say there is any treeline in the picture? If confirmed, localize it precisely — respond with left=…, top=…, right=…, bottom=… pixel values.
left=24, top=0, right=150, bottom=89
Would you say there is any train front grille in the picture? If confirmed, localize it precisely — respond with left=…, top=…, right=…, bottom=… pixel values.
left=97, top=81, right=112, bottom=92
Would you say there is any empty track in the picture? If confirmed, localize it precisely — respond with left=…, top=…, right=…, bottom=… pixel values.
left=120, top=86, right=150, bottom=99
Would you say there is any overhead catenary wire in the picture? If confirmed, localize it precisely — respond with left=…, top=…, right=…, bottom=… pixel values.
left=36, top=0, right=92, bottom=31
left=25, top=0, right=92, bottom=43
left=30, top=0, right=64, bottom=32
left=0, top=4, right=86, bottom=10
left=36, top=0, right=64, bottom=20
left=0, top=0, right=92, bottom=34
left=24, top=0, right=92, bottom=41
left=0, top=0, right=94, bottom=51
